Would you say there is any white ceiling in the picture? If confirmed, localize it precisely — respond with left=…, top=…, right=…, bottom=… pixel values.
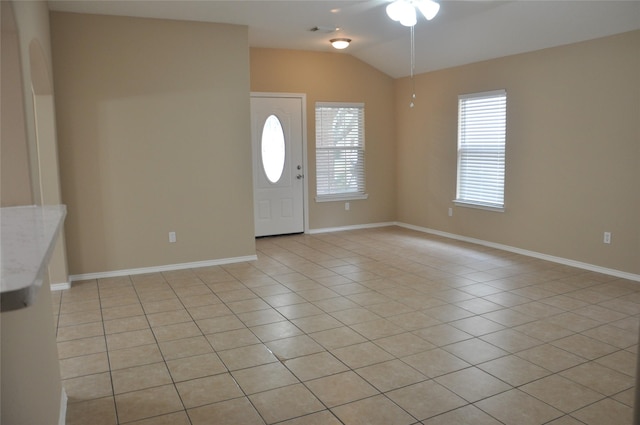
left=48, top=0, right=640, bottom=78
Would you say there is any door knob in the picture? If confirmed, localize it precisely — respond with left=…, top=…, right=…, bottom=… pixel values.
left=296, top=174, right=304, bottom=179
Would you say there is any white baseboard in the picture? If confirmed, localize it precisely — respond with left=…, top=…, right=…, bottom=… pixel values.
left=69, top=255, right=258, bottom=282
left=58, top=388, right=67, bottom=425
left=308, top=222, right=396, bottom=235
left=50, top=282, right=71, bottom=291
left=396, top=222, right=640, bottom=282
left=65, top=224, right=639, bottom=284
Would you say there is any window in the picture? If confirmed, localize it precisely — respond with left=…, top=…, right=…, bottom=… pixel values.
left=315, top=102, right=367, bottom=201
left=260, top=115, right=286, bottom=184
left=455, top=90, right=507, bottom=211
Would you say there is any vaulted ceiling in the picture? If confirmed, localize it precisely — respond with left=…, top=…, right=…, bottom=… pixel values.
left=48, top=0, right=640, bottom=78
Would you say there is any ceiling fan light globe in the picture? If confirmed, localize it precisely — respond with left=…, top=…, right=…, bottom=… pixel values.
left=399, top=4, right=417, bottom=27
left=417, top=0, right=440, bottom=20
left=386, top=1, right=404, bottom=22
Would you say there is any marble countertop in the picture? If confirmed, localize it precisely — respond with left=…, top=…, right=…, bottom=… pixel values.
left=1, top=205, right=66, bottom=312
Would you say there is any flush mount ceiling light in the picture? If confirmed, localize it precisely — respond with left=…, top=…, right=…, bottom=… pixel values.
left=386, top=0, right=440, bottom=27
left=330, top=38, right=351, bottom=49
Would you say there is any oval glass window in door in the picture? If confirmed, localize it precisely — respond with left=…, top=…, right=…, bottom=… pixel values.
left=261, top=115, right=286, bottom=183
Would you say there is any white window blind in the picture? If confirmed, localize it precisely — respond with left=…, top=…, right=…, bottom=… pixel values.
left=315, top=103, right=366, bottom=200
left=455, top=90, right=507, bottom=211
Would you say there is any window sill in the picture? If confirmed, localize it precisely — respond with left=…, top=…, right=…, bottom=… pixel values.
left=316, top=193, right=369, bottom=203
left=453, top=200, right=505, bottom=213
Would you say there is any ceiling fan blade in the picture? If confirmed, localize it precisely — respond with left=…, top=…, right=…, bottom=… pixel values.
left=334, top=0, right=390, bottom=15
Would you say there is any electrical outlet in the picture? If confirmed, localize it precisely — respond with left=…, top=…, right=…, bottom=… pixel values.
left=448, top=207, right=453, bottom=217
left=603, top=232, right=611, bottom=244
left=345, top=202, right=350, bottom=211
left=169, top=232, right=177, bottom=243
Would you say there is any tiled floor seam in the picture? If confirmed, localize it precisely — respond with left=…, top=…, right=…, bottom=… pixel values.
left=57, top=228, right=638, bottom=425
left=133, top=273, right=198, bottom=424
left=99, top=275, right=138, bottom=425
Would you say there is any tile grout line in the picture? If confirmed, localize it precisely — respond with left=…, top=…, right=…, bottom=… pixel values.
left=97, top=276, right=128, bottom=425
left=59, top=228, right=638, bottom=425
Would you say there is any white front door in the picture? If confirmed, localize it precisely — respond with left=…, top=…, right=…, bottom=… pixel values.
left=251, top=95, right=305, bottom=237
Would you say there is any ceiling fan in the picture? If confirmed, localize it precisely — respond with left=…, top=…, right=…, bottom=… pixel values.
left=385, top=0, right=441, bottom=26
left=337, top=0, right=439, bottom=22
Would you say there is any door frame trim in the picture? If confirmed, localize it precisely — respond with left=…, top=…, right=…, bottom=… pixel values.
left=250, top=92, right=309, bottom=234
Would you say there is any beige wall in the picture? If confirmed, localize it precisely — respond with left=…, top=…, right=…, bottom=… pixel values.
left=1, top=1, right=33, bottom=206
left=1, top=3, right=64, bottom=424
left=250, top=48, right=397, bottom=230
left=396, top=31, right=640, bottom=275
left=12, top=0, right=55, bottom=205
left=51, top=13, right=254, bottom=275
left=13, top=0, right=70, bottom=285
left=50, top=12, right=637, bottom=277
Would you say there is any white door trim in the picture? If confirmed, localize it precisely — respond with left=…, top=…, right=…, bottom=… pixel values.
left=251, top=92, right=309, bottom=234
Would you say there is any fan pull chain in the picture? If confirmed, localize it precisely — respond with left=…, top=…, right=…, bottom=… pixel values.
left=409, top=25, right=416, bottom=108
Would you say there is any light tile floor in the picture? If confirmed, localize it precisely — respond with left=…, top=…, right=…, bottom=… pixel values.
left=52, top=226, right=639, bottom=425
